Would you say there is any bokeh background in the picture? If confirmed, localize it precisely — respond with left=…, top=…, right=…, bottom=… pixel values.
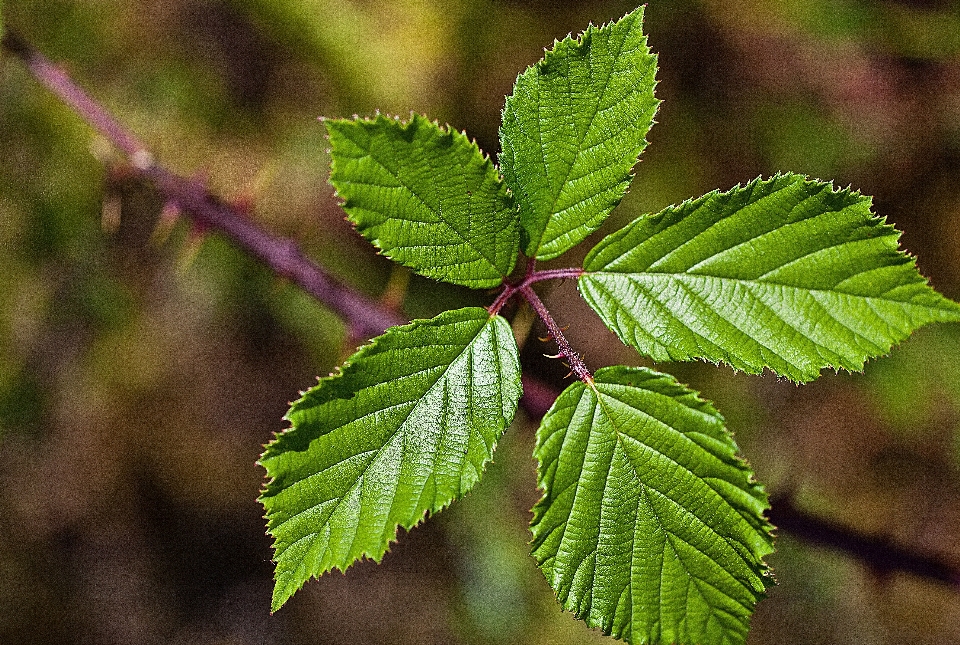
left=3, top=0, right=960, bottom=643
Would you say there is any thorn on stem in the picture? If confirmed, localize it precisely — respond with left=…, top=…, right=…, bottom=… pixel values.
left=538, top=326, right=567, bottom=342
left=150, top=200, right=181, bottom=246
left=177, top=223, right=208, bottom=272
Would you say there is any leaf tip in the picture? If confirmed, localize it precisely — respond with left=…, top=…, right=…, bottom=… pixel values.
left=269, top=578, right=296, bottom=615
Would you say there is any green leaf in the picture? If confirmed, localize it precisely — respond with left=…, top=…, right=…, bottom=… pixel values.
left=326, top=114, right=519, bottom=288
left=531, top=366, right=773, bottom=645
left=260, top=307, right=522, bottom=611
left=581, top=173, right=960, bottom=382
left=499, top=6, right=659, bottom=261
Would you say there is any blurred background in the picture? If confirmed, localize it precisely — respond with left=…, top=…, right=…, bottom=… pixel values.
left=3, top=0, right=960, bottom=643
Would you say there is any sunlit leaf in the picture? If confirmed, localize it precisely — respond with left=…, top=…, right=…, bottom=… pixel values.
left=327, top=114, right=519, bottom=287
left=532, top=366, right=773, bottom=645
left=499, top=6, right=659, bottom=260
left=581, top=174, right=960, bottom=382
left=260, top=307, right=522, bottom=611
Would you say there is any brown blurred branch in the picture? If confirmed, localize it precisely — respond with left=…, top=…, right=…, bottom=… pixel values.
left=768, top=494, right=960, bottom=588
left=1, top=28, right=404, bottom=340
left=4, top=27, right=959, bottom=592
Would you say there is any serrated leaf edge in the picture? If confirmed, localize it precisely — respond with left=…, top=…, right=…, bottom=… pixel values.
left=325, top=113, right=519, bottom=287
left=259, top=308, right=521, bottom=611
left=579, top=173, right=960, bottom=382
left=500, top=6, right=661, bottom=261
left=531, top=367, right=775, bottom=645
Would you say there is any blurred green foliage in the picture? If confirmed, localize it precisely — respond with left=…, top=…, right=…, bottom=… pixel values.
left=2, top=0, right=960, bottom=643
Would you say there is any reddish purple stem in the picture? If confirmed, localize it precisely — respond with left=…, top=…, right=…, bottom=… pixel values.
left=520, top=285, right=593, bottom=384
left=488, top=264, right=583, bottom=316
left=1, top=30, right=404, bottom=339
left=488, top=264, right=588, bottom=382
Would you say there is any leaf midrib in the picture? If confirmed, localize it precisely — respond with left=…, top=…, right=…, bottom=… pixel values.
left=584, top=268, right=950, bottom=366
left=581, top=273, right=876, bottom=377
left=593, top=390, right=761, bottom=615
left=533, top=22, right=632, bottom=256
left=540, top=384, right=758, bottom=625
left=595, top=389, right=759, bottom=563
left=584, top=267, right=952, bottom=311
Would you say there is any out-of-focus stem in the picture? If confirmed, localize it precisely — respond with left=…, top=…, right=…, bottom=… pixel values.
left=1, top=28, right=404, bottom=340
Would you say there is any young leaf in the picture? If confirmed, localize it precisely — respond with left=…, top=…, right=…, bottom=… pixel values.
left=531, top=366, right=773, bottom=645
left=580, top=174, right=960, bottom=382
left=499, top=6, right=659, bottom=261
left=326, top=114, right=519, bottom=288
left=259, top=307, right=522, bottom=611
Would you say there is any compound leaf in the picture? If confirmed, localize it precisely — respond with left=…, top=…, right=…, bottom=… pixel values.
left=499, top=6, right=659, bottom=261
left=327, top=114, right=519, bottom=288
left=581, top=173, right=960, bottom=382
left=260, top=307, right=522, bottom=611
left=532, top=366, right=773, bottom=645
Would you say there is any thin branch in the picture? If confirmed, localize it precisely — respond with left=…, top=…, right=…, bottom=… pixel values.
left=144, top=170, right=405, bottom=338
left=768, top=494, right=960, bottom=588
left=488, top=265, right=584, bottom=316
left=2, top=30, right=146, bottom=161
left=5, top=27, right=960, bottom=592
left=526, top=267, right=584, bottom=283
left=1, top=28, right=404, bottom=340
left=488, top=284, right=516, bottom=316
left=520, top=285, right=593, bottom=384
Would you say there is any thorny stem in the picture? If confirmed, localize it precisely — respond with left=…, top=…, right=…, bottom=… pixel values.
left=1, top=29, right=404, bottom=339
left=487, top=262, right=586, bottom=381
left=487, top=282, right=516, bottom=316
left=520, top=285, right=593, bottom=384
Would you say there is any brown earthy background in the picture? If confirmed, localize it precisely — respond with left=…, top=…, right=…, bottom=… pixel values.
left=2, top=0, right=960, bottom=643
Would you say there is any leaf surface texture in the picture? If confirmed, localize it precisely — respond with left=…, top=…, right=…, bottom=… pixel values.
left=580, top=174, right=960, bottom=381
left=531, top=367, right=773, bottom=645
left=499, top=6, right=659, bottom=260
left=327, top=115, right=519, bottom=287
left=260, top=307, right=522, bottom=611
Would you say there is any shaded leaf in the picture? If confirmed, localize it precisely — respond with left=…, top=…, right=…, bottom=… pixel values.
left=260, top=307, right=522, bottom=611
left=327, top=114, right=519, bottom=287
left=499, top=6, right=659, bottom=260
left=532, top=366, right=773, bottom=645
left=581, top=174, right=960, bottom=382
